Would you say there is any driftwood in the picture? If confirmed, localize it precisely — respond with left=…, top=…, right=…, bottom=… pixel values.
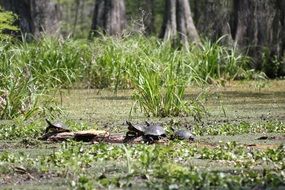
left=92, top=135, right=168, bottom=144
left=74, top=129, right=109, bottom=142
left=40, top=129, right=109, bottom=142
left=40, top=129, right=169, bottom=144
left=102, top=135, right=144, bottom=144
left=47, top=132, right=75, bottom=142
left=39, top=131, right=74, bottom=141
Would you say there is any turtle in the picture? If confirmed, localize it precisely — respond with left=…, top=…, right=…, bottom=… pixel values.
left=124, top=121, right=146, bottom=141
left=143, top=122, right=166, bottom=143
left=45, top=119, right=71, bottom=134
left=172, top=129, right=195, bottom=141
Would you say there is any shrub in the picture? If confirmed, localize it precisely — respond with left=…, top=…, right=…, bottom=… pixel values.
left=188, top=37, right=250, bottom=83
left=0, top=37, right=91, bottom=119
left=0, top=35, right=252, bottom=119
left=0, top=7, right=18, bottom=41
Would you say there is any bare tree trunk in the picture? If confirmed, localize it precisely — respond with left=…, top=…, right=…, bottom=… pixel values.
left=30, top=0, right=60, bottom=37
left=80, top=0, right=85, bottom=25
left=160, top=0, right=199, bottom=46
left=160, top=0, right=177, bottom=41
left=176, top=0, right=200, bottom=44
left=192, top=0, right=234, bottom=43
left=273, top=0, right=285, bottom=75
left=72, top=0, right=80, bottom=35
left=0, top=0, right=60, bottom=39
left=91, top=0, right=126, bottom=36
left=142, top=0, right=155, bottom=35
left=233, top=0, right=285, bottom=76
left=0, top=0, right=32, bottom=36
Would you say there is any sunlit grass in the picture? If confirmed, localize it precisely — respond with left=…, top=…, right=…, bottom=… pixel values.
left=0, top=35, right=261, bottom=118
left=0, top=141, right=284, bottom=189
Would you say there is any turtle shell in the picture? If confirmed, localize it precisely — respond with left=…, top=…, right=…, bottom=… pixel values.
left=144, top=124, right=166, bottom=136
left=174, top=130, right=194, bottom=141
left=126, top=121, right=146, bottom=133
left=45, top=119, right=70, bottom=133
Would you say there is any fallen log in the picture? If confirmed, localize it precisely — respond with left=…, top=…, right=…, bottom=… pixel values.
left=40, top=129, right=109, bottom=142
left=100, top=134, right=144, bottom=144
left=74, top=129, right=109, bottom=142
left=40, top=129, right=168, bottom=144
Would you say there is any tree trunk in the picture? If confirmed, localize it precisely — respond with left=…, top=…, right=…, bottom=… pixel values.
left=0, top=0, right=60, bottom=39
left=0, top=0, right=32, bottom=36
left=189, top=0, right=284, bottom=76
left=176, top=0, right=200, bottom=44
left=160, top=0, right=199, bottom=45
left=191, top=0, right=234, bottom=43
left=160, top=0, right=177, bottom=41
left=30, top=0, right=60, bottom=37
left=279, top=0, right=285, bottom=75
left=233, top=0, right=285, bottom=76
left=142, top=0, right=155, bottom=35
left=72, top=0, right=80, bottom=35
left=91, top=0, right=126, bottom=36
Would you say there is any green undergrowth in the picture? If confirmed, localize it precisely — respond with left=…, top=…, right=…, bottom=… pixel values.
left=0, top=38, right=91, bottom=119
left=0, top=7, right=18, bottom=40
left=1, top=35, right=255, bottom=119
left=0, top=119, right=284, bottom=140
left=0, top=118, right=91, bottom=140
left=193, top=121, right=285, bottom=136
left=0, top=141, right=284, bottom=189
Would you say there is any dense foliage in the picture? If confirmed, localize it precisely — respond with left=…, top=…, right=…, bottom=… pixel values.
left=0, top=3, right=284, bottom=189
left=0, top=7, right=18, bottom=40
left=0, top=138, right=284, bottom=189
left=0, top=36, right=253, bottom=119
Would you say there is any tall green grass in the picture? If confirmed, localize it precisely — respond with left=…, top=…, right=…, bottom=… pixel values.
left=127, top=40, right=192, bottom=117
left=0, top=38, right=92, bottom=119
left=19, top=38, right=92, bottom=88
left=0, top=7, right=18, bottom=40
left=188, top=37, right=251, bottom=83
left=88, top=36, right=250, bottom=117
left=86, top=37, right=133, bottom=90
left=0, top=43, right=40, bottom=119
left=0, top=35, right=252, bottom=119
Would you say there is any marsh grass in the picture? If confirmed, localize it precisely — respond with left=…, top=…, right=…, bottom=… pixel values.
left=129, top=53, right=191, bottom=117
left=0, top=35, right=252, bottom=118
left=86, top=36, right=252, bottom=117
left=0, top=7, right=18, bottom=41
left=189, top=37, right=251, bottom=83
left=0, top=38, right=93, bottom=119
left=0, top=43, right=40, bottom=119
left=0, top=140, right=284, bottom=189
left=18, top=38, right=92, bottom=89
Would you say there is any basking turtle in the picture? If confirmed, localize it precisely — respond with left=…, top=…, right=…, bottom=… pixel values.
left=45, top=119, right=71, bottom=134
left=125, top=121, right=146, bottom=140
left=172, top=129, right=195, bottom=141
left=143, top=123, right=166, bottom=143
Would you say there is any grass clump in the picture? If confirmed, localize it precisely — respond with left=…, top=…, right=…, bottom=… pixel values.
left=0, top=7, right=18, bottom=41
left=86, top=37, right=196, bottom=117
left=193, top=121, right=285, bottom=136
left=0, top=43, right=41, bottom=119
left=0, top=38, right=92, bottom=119
left=0, top=35, right=252, bottom=119
left=86, top=37, right=134, bottom=90
left=189, top=37, right=251, bottom=83
left=17, top=38, right=92, bottom=89
left=1, top=141, right=284, bottom=189
left=130, top=52, right=192, bottom=117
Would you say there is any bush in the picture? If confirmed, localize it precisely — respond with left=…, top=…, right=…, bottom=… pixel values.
left=0, top=43, right=42, bottom=119
left=0, top=35, right=251, bottom=119
left=0, top=7, right=18, bottom=41
left=188, top=37, right=251, bottom=83
left=0, top=38, right=91, bottom=119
